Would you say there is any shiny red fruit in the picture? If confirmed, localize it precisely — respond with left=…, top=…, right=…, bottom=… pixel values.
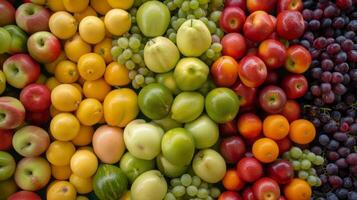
left=219, top=119, right=238, bottom=136
left=225, top=0, right=247, bottom=11
left=220, top=136, right=247, bottom=163
left=280, top=100, right=301, bottom=122
left=8, top=191, right=41, bottom=200
left=20, top=83, right=51, bottom=112
left=247, top=0, right=277, bottom=13
left=221, top=33, right=247, bottom=60
left=232, top=80, right=257, bottom=108
left=219, top=191, right=243, bottom=200
left=277, top=0, right=303, bottom=13
left=281, top=74, right=308, bottom=99
left=258, top=39, right=287, bottom=69
left=243, top=11, right=275, bottom=42
left=238, top=55, right=268, bottom=88
left=277, top=11, right=305, bottom=40
left=276, top=137, right=292, bottom=155
left=253, top=177, right=281, bottom=200
left=243, top=187, right=256, bottom=200
left=267, top=160, right=294, bottom=184
left=0, top=129, right=13, bottom=151
left=220, top=6, right=246, bottom=33
left=237, top=157, right=263, bottom=182
left=211, top=56, right=239, bottom=87
left=259, top=85, right=287, bottom=114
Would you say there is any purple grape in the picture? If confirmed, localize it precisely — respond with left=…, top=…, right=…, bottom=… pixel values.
left=303, top=31, right=315, bottom=42
left=350, top=123, right=357, bottom=134
left=343, top=74, right=350, bottom=84
left=341, top=39, right=354, bottom=51
left=346, top=153, right=357, bottom=166
left=333, top=17, right=346, bottom=29
left=314, top=37, right=328, bottom=49
left=343, top=177, right=353, bottom=188
left=327, top=43, right=341, bottom=55
left=328, top=175, right=343, bottom=188
left=328, top=151, right=340, bottom=161
left=321, top=83, right=332, bottom=93
left=345, top=137, right=356, bottom=148
left=319, top=134, right=330, bottom=145
left=324, top=5, right=337, bottom=18
left=337, top=147, right=350, bottom=157
left=334, top=62, right=349, bottom=73
left=312, top=117, right=321, bottom=127
left=321, top=71, right=332, bottom=82
left=313, top=8, right=324, bottom=19
left=331, top=72, right=344, bottom=83
left=336, top=188, right=349, bottom=199
left=326, top=163, right=339, bottom=175
left=322, top=91, right=335, bottom=104
left=333, top=83, right=347, bottom=95
left=347, top=20, right=357, bottom=32
left=311, top=85, right=322, bottom=96
left=321, top=18, right=332, bottom=28
left=320, top=52, right=330, bottom=60
left=327, top=139, right=340, bottom=150
left=336, top=36, right=347, bottom=44
left=344, top=31, right=356, bottom=39
left=350, top=165, right=357, bottom=176
left=309, top=20, right=321, bottom=30
left=320, top=174, right=328, bottom=184
left=335, top=51, right=348, bottom=64
left=333, top=132, right=348, bottom=142
left=300, top=40, right=311, bottom=49
left=326, top=193, right=339, bottom=200
left=348, top=192, right=357, bottom=200
left=310, top=48, right=321, bottom=59
left=321, top=59, right=334, bottom=71
left=349, top=69, right=357, bottom=81
left=311, top=146, right=323, bottom=155
left=347, top=50, right=357, bottom=62
left=336, top=158, right=348, bottom=168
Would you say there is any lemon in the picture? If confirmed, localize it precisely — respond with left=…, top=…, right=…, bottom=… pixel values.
left=49, top=11, right=77, bottom=39
left=104, top=9, right=131, bottom=36
left=63, top=0, right=89, bottom=13
left=107, top=0, right=134, bottom=10
left=79, top=16, right=105, bottom=44
left=74, top=6, right=97, bottom=22
left=64, top=34, right=91, bottom=62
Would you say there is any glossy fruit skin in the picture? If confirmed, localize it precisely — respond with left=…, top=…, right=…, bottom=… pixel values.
left=219, top=119, right=238, bottom=137
left=131, top=170, right=167, bottom=200
left=220, top=7, right=246, bottom=33
left=219, top=191, right=243, bottom=200
left=8, top=191, right=41, bottom=200
left=156, top=153, right=187, bottom=178
left=221, top=33, right=247, bottom=60
left=285, top=45, right=311, bottom=74
left=4, top=25, right=28, bottom=54
left=238, top=55, right=268, bottom=88
left=93, top=164, right=128, bottom=200
left=20, top=83, right=51, bottom=112
left=263, top=114, right=290, bottom=140
left=120, top=152, right=155, bottom=183
left=243, top=187, right=256, bottom=200
left=277, top=11, right=305, bottom=40
left=138, top=83, right=173, bottom=120
left=237, top=157, right=263, bottom=182
left=280, top=100, right=301, bottom=122
left=193, top=149, right=227, bottom=183
left=0, top=129, right=12, bottom=151
left=174, top=58, right=209, bottom=91
left=156, top=72, right=181, bottom=95
left=237, top=113, right=262, bottom=139
left=0, top=0, right=15, bottom=26
left=277, top=0, right=303, bottom=13
left=289, top=119, right=316, bottom=145
left=284, top=179, right=312, bottom=200
left=267, top=160, right=294, bottom=184
left=220, top=136, right=246, bottom=163
left=15, top=3, right=50, bottom=34
left=205, top=88, right=240, bottom=123
left=171, top=92, right=204, bottom=123
left=281, top=74, right=308, bottom=99
left=223, top=169, right=246, bottom=191
left=224, top=0, right=246, bottom=11
left=258, top=39, right=287, bottom=69
left=0, top=97, right=26, bottom=129
left=252, top=138, right=279, bottom=163
left=252, top=177, right=281, bottom=200
left=232, top=81, right=257, bottom=108
left=211, top=56, right=239, bottom=87
left=259, top=85, right=287, bottom=114
left=276, top=137, right=292, bottom=155
left=243, top=11, right=275, bottom=42
left=27, top=31, right=61, bottom=64
left=247, top=0, right=276, bottom=13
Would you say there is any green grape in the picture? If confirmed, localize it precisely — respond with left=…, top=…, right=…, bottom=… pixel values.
left=169, top=33, right=176, bottom=43
left=167, top=28, right=176, bottom=36
left=171, top=16, right=178, bottom=23
left=210, top=11, right=221, bottom=23
left=301, top=159, right=312, bottom=170
left=172, top=186, right=186, bottom=197
left=111, top=46, right=123, bottom=59
left=206, top=49, right=215, bottom=58
left=194, top=8, right=205, bottom=18
left=298, top=171, right=309, bottom=179
left=198, top=0, right=208, bottom=4
left=180, top=174, right=192, bottom=187
left=313, top=156, right=324, bottom=166
left=131, top=16, right=136, bottom=24
left=289, top=147, right=303, bottom=159
left=122, top=49, right=133, bottom=60
left=215, top=28, right=224, bottom=38
left=125, top=60, right=136, bottom=70
left=112, top=39, right=118, bottom=46
left=306, top=152, right=316, bottom=162
left=200, top=3, right=208, bottom=9
left=129, top=70, right=137, bottom=80
left=129, top=37, right=141, bottom=50
left=138, top=67, right=149, bottom=75
left=132, top=54, right=142, bottom=64
left=303, top=149, right=310, bottom=154
left=135, top=74, right=145, bottom=85
left=210, top=188, right=220, bottom=198
left=186, top=185, right=198, bottom=197
left=118, top=37, right=129, bottom=49
left=192, top=176, right=201, bottom=187
left=130, top=26, right=141, bottom=34
left=130, top=8, right=137, bottom=16
left=200, top=17, right=209, bottom=25
left=197, top=188, right=209, bottom=198
left=207, top=21, right=217, bottom=33
left=181, top=1, right=190, bottom=11
left=282, top=152, right=290, bottom=160
left=177, top=18, right=186, bottom=28
left=206, top=196, right=214, bottom=200
left=139, top=60, right=146, bottom=67
left=131, top=33, right=142, bottom=41
left=211, top=43, right=222, bottom=53
left=117, top=55, right=126, bottom=64
left=316, top=178, right=322, bottom=187
left=132, top=80, right=140, bottom=89
left=307, top=175, right=317, bottom=186
left=189, top=0, right=200, bottom=9
left=171, top=178, right=182, bottom=187
left=292, top=160, right=301, bottom=170
left=308, top=168, right=316, bottom=175
left=165, top=193, right=176, bottom=200
left=178, top=9, right=187, bottom=18
left=187, top=14, right=195, bottom=19
left=172, top=20, right=179, bottom=30
left=200, top=182, right=208, bottom=189
left=145, top=77, right=156, bottom=84
left=174, top=0, right=183, bottom=6
left=167, top=1, right=176, bottom=10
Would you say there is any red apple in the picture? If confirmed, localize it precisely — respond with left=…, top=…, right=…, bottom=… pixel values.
left=0, top=129, right=13, bottom=151
left=243, top=11, right=275, bottom=42
left=277, top=0, right=303, bottom=13
left=26, top=109, right=50, bottom=126
left=281, top=74, right=308, bottom=99
left=221, top=33, right=247, bottom=59
left=211, top=56, right=239, bottom=87
left=0, top=97, right=25, bottom=129
left=276, top=11, right=305, bottom=40
left=276, top=137, right=292, bottom=155
left=285, top=45, right=312, bottom=74
left=219, top=119, right=238, bottom=137
left=258, top=39, right=287, bottom=69
left=0, top=0, right=15, bottom=26
left=15, top=3, right=50, bottom=34
left=267, top=160, right=294, bottom=184
left=280, top=100, right=301, bottom=122
left=237, top=157, right=263, bottom=182
left=220, top=7, right=246, bottom=33
left=238, top=55, right=268, bottom=88
left=232, top=80, right=258, bottom=107
left=220, top=136, right=246, bottom=163
left=243, top=187, right=256, bottom=200
left=20, top=83, right=51, bottom=112
left=27, top=31, right=61, bottom=64
left=259, top=85, right=287, bottom=114
left=253, top=177, right=281, bottom=200
left=8, top=191, right=41, bottom=200
left=219, top=191, right=243, bottom=200
left=247, top=0, right=277, bottom=13
left=264, top=71, right=279, bottom=85
left=225, top=0, right=247, bottom=11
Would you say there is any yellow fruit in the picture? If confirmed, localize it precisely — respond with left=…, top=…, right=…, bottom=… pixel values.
left=55, top=60, right=79, bottom=84
left=107, top=0, right=134, bottom=9
left=49, top=11, right=77, bottom=39
left=45, top=51, right=67, bottom=74
left=50, top=105, right=62, bottom=117
left=90, top=0, right=112, bottom=15
left=50, top=113, right=80, bottom=141
left=76, top=196, right=89, bottom=200
left=104, top=9, right=131, bottom=36
left=46, top=141, right=76, bottom=166
left=82, top=78, right=111, bottom=101
left=71, top=125, right=94, bottom=146
left=63, top=0, right=89, bottom=13
left=78, top=146, right=94, bottom=152
left=103, top=88, right=139, bottom=127
left=76, top=98, right=103, bottom=126
left=64, top=34, right=92, bottom=63
left=74, top=6, right=97, bottom=22
left=51, top=165, right=72, bottom=180
left=94, top=38, right=113, bottom=64
left=51, top=84, right=82, bottom=112
left=69, top=174, right=93, bottom=194
left=70, top=150, right=98, bottom=178
left=77, top=53, right=106, bottom=81
left=47, top=181, right=77, bottom=200
left=104, top=62, right=130, bottom=86
left=79, top=16, right=105, bottom=44
left=120, top=191, right=131, bottom=200
left=36, top=74, right=47, bottom=84
left=70, top=83, right=83, bottom=94
left=47, top=0, right=66, bottom=11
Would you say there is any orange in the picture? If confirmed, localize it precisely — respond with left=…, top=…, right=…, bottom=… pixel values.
left=263, top=115, right=290, bottom=140
left=55, top=60, right=79, bottom=83
left=70, top=83, right=83, bottom=94
left=72, top=125, right=94, bottom=146
left=104, top=62, right=130, bottom=86
left=82, top=78, right=111, bottom=101
left=94, top=38, right=113, bottom=64
left=64, top=34, right=92, bottom=62
left=284, top=179, right=312, bottom=200
left=78, top=53, right=106, bottom=81
left=289, top=119, right=316, bottom=145
left=237, top=113, right=262, bottom=139
left=222, top=169, right=245, bottom=191
left=74, top=6, right=97, bottom=22
left=107, top=0, right=134, bottom=10
left=252, top=138, right=279, bottom=163
left=90, top=0, right=112, bottom=15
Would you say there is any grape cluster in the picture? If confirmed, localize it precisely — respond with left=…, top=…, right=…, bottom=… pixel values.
left=283, top=146, right=324, bottom=187
left=165, top=173, right=221, bottom=200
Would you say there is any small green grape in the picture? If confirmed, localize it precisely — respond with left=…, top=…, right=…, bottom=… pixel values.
left=181, top=1, right=190, bottom=11
left=170, top=178, right=182, bottom=187
left=211, top=43, right=222, bottom=53
left=138, top=67, right=149, bottom=75
left=130, top=26, right=141, bottom=34
left=129, top=37, right=141, bottom=50
left=174, top=0, right=184, bottom=6
left=301, top=159, right=312, bottom=170
left=117, top=55, right=126, bottom=64
left=200, top=182, right=208, bottom=189
left=187, top=14, right=195, bottom=19
left=210, top=188, right=221, bottom=198
left=198, top=0, right=208, bottom=4
left=125, top=60, right=136, bottom=70
left=167, top=1, right=176, bottom=10
left=189, top=0, right=200, bottom=9
left=197, top=188, right=209, bottom=198
left=292, top=160, right=301, bottom=170
left=307, top=175, right=317, bottom=186
left=132, top=54, right=142, bottom=64
left=194, top=8, right=205, bottom=18
left=128, top=70, right=137, bottom=80
left=290, top=147, right=303, bottom=159
left=111, top=46, right=123, bottom=59
left=206, top=49, right=215, bottom=58
left=186, top=185, right=198, bottom=197
left=144, top=77, right=156, bottom=84
left=192, top=176, right=201, bottom=187
left=164, top=193, right=176, bottom=200
left=200, top=17, right=209, bottom=25
left=210, top=11, right=222, bottom=23
left=313, top=156, right=324, bottom=166
left=122, top=49, right=133, bottom=60
left=117, top=37, right=129, bottom=49
left=135, top=74, right=145, bottom=85
left=298, top=171, right=309, bottom=179
left=180, top=174, right=192, bottom=186
left=172, top=186, right=186, bottom=197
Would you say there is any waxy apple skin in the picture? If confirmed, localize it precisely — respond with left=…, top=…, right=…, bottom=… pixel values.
left=285, top=45, right=312, bottom=74
left=277, top=11, right=305, bottom=40
left=4, top=25, right=28, bottom=54
left=15, top=3, right=50, bottom=34
left=220, top=7, right=246, bottom=33
left=0, top=129, right=13, bottom=151
left=0, top=0, right=15, bottom=26
left=8, top=191, right=41, bottom=200
left=232, top=80, right=258, bottom=108
left=259, top=85, right=287, bottom=114
left=258, top=39, right=287, bottom=69
left=221, top=33, right=247, bottom=60
left=253, top=177, right=281, bottom=200
left=238, top=55, right=268, bottom=88
left=281, top=74, right=308, bottom=99
left=277, top=0, right=303, bottom=13
left=0, top=97, right=25, bottom=130
left=267, top=160, right=294, bottom=184
left=243, top=11, right=275, bottom=42
left=20, top=83, right=51, bottom=112
left=247, top=0, right=277, bottom=13
left=0, top=151, right=16, bottom=181
left=27, top=31, right=61, bottom=64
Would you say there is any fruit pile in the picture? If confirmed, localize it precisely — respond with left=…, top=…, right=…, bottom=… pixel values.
left=0, top=0, right=355, bottom=200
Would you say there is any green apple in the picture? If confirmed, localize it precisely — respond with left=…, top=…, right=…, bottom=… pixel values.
left=171, top=92, right=204, bottom=123
left=156, top=153, right=188, bottom=178
left=0, top=70, right=6, bottom=95
left=136, top=1, right=170, bottom=37
left=0, top=151, right=15, bottom=181
left=152, top=116, right=182, bottom=132
left=184, top=114, right=219, bottom=149
left=161, top=128, right=195, bottom=166
left=131, top=170, right=167, bottom=200
left=192, top=149, right=226, bottom=183
left=0, top=178, right=17, bottom=200
left=144, top=36, right=180, bottom=73
left=156, top=72, right=181, bottom=95
left=119, top=152, right=155, bottom=183
left=0, top=27, right=11, bottom=54
left=124, top=119, right=164, bottom=160
left=176, top=19, right=212, bottom=57
left=4, top=25, right=28, bottom=54
left=174, top=57, right=209, bottom=91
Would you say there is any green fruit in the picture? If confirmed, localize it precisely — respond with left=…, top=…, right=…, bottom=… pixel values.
left=185, top=114, right=219, bottom=149
left=93, top=164, right=128, bottom=200
left=0, top=28, right=11, bottom=54
left=136, top=1, right=171, bottom=37
left=152, top=116, right=182, bottom=132
left=138, top=83, right=173, bottom=120
left=176, top=19, right=212, bottom=57
left=156, top=154, right=188, bottom=178
left=0, top=178, right=17, bottom=200
left=131, top=170, right=167, bottom=200
left=119, top=152, right=155, bottom=183
left=192, top=149, right=226, bottom=183
left=156, top=72, right=181, bottom=95
left=205, top=88, right=240, bottom=123
left=144, top=36, right=180, bottom=73
left=0, top=71, right=6, bottom=95
left=171, top=92, right=204, bottom=123
left=4, top=25, right=28, bottom=54
left=174, top=58, right=209, bottom=91
left=198, top=78, right=216, bottom=96
left=161, top=128, right=195, bottom=166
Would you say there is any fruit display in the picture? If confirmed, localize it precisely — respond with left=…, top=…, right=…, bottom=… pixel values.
left=0, top=0, right=356, bottom=200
